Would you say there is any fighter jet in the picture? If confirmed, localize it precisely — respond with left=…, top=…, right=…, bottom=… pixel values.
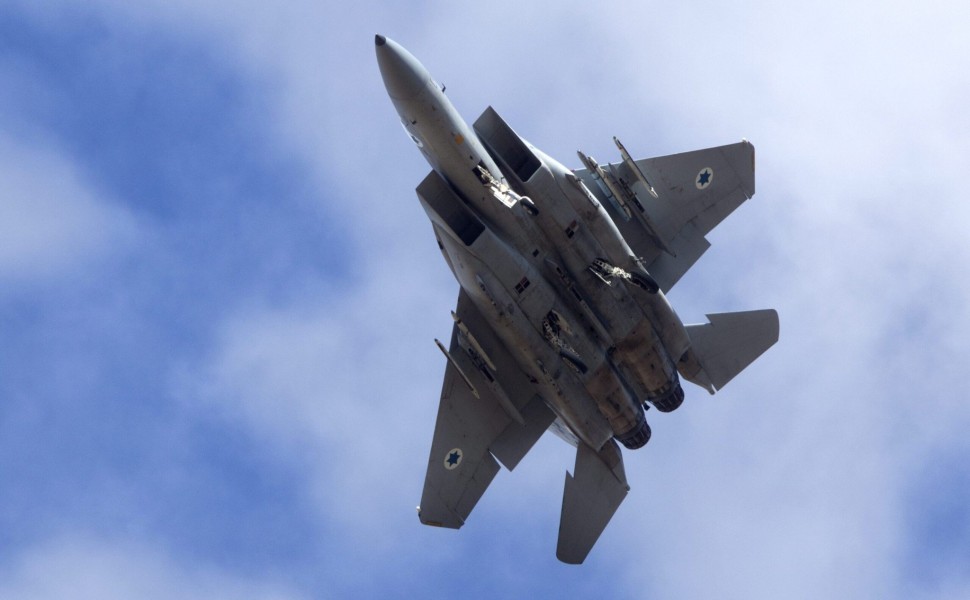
left=376, top=34, right=779, bottom=564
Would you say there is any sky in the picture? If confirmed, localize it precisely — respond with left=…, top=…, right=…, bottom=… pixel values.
left=1, top=0, right=968, bottom=598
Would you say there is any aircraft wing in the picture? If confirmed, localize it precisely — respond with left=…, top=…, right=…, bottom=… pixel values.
left=575, top=141, right=756, bottom=292
left=418, top=289, right=556, bottom=529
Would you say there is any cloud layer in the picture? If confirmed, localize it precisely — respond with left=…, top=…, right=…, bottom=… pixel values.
left=1, top=0, right=968, bottom=598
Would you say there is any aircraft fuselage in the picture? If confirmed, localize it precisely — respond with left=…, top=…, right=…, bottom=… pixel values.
left=377, top=35, right=695, bottom=450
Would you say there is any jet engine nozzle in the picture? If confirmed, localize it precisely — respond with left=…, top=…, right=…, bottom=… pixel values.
left=615, top=410, right=651, bottom=449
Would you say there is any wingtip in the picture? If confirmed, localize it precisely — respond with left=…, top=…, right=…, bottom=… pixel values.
left=555, top=549, right=585, bottom=565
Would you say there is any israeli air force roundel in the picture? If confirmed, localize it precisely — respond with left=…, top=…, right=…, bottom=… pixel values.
left=444, top=448, right=463, bottom=470
left=696, top=167, right=714, bottom=190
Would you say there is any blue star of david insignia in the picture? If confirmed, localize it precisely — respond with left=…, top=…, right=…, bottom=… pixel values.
left=698, top=170, right=711, bottom=186
left=447, top=451, right=461, bottom=466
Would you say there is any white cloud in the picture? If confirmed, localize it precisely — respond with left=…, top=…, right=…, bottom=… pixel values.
left=181, top=245, right=455, bottom=533
left=17, top=0, right=967, bottom=596
left=0, top=134, right=139, bottom=283
left=0, top=535, right=306, bottom=600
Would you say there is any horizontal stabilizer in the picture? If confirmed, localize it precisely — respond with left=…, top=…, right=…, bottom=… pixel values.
left=685, top=309, right=779, bottom=391
left=556, top=440, right=629, bottom=564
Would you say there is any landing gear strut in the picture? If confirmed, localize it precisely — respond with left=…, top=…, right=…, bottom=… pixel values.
left=542, top=311, right=588, bottom=374
left=589, top=258, right=659, bottom=293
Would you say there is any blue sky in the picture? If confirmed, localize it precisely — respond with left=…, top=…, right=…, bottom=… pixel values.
left=1, top=1, right=968, bottom=598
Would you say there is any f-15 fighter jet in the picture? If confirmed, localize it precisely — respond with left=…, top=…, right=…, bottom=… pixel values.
left=376, top=34, right=779, bottom=564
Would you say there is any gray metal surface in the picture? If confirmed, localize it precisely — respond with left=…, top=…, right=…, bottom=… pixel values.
left=377, top=34, right=779, bottom=563
left=557, top=440, right=629, bottom=564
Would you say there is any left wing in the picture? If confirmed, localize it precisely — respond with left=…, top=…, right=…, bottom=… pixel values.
left=419, top=289, right=556, bottom=528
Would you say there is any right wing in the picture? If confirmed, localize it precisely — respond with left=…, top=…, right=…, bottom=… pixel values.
left=418, top=289, right=556, bottom=528
left=575, top=141, right=756, bottom=292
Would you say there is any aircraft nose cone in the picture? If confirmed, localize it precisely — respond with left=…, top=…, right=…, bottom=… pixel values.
left=375, top=35, right=429, bottom=100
